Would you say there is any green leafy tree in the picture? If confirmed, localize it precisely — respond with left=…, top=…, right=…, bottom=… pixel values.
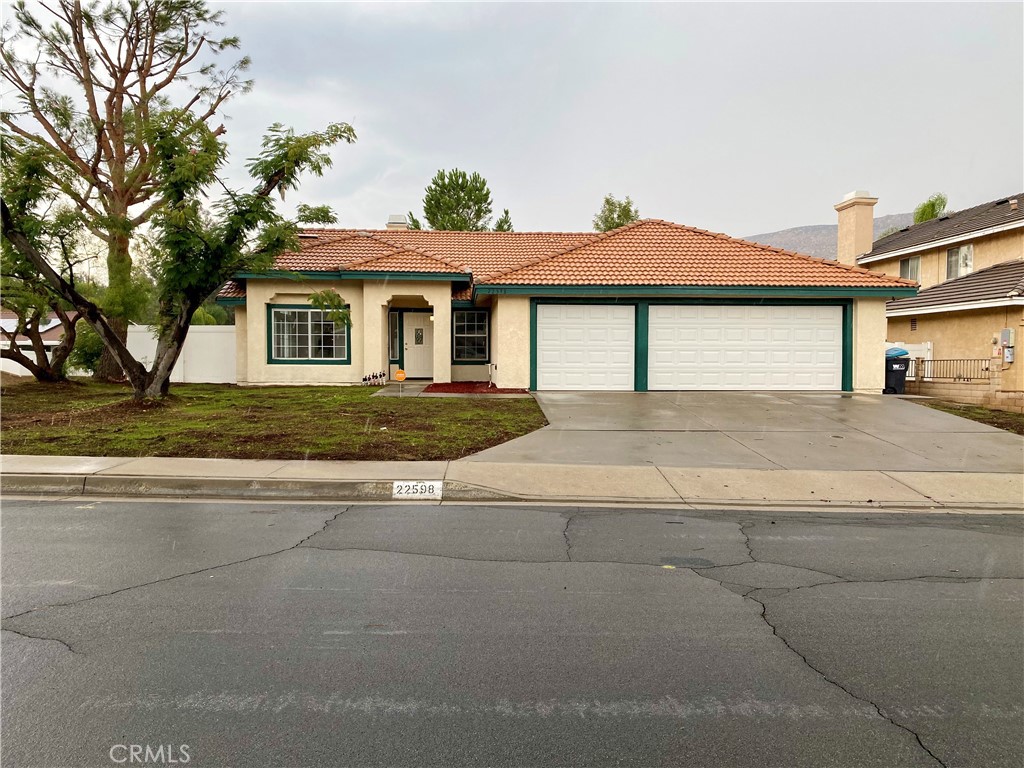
left=593, top=194, right=640, bottom=232
left=67, top=322, right=105, bottom=373
left=493, top=209, right=513, bottom=232
left=409, top=169, right=512, bottom=231
left=296, top=204, right=338, bottom=225
left=2, top=116, right=356, bottom=399
left=0, top=141, right=86, bottom=381
left=1, top=0, right=251, bottom=380
left=913, top=193, right=949, bottom=224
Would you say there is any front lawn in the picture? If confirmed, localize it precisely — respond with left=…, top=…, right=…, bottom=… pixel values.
left=918, top=399, right=1024, bottom=436
left=0, top=380, right=548, bottom=460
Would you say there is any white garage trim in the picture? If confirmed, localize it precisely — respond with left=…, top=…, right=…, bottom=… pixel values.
left=535, top=304, right=635, bottom=390
left=648, top=304, right=843, bottom=390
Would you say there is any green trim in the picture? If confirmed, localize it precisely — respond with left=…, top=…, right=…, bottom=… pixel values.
left=215, top=297, right=245, bottom=306
left=451, top=308, right=491, bottom=365
left=529, top=300, right=538, bottom=391
left=634, top=303, right=649, bottom=392
left=478, top=284, right=915, bottom=298
left=529, top=298, right=857, bottom=393
left=388, top=308, right=433, bottom=369
left=238, top=270, right=469, bottom=283
left=842, top=303, right=854, bottom=392
left=266, top=303, right=351, bottom=365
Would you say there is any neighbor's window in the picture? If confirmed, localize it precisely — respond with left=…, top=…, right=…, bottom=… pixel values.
left=946, top=244, right=973, bottom=280
left=899, top=255, right=920, bottom=282
left=388, top=312, right=400, bottom=362
left=453, top=310, right=489, bottom=361
left=271, top=307, right=348, bottom=362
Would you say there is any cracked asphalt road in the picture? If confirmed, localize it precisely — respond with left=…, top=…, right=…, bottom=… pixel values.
left=2, top=499, right=1021, bottom=768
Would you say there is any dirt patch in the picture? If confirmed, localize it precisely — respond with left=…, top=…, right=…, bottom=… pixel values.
left=422, top=381, right=529, bottom=394
left=918, top=400, right=1024, bottom=436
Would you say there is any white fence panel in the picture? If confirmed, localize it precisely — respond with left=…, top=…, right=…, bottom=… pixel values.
left=127, top=325, right=236, bottom=384
left=886, top=340, right=932, bottom=378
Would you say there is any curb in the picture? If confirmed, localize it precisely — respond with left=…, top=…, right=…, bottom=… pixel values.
left=3, top=473, right=1022, bottom=514
left=1, top=474, right=521, bottom=503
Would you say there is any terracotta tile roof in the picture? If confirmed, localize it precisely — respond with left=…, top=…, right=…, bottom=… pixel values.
left=280, top=229, right=593, bottom=280
left=217, top=280, right=246, bottom=299
left=887, top=259, right=1024, bottom=312
left=347, top=250, right=468, bottom=274
left=862, top=193, right=1024, bottom=260
left=482, top=220, right=916, bottom=288
left=238, top=220, right=914, bottom=298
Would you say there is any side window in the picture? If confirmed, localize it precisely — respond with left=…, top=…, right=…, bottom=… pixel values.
left=388, top=312, right=400, bottom=362
left=899, top=256, right=920, bottom=282
left=946, top=245, right=973, bottom=280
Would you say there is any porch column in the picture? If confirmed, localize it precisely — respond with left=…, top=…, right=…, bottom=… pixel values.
left=362, top=283, right=388, bottom=377
left=425, top=284, right=452, bottom=384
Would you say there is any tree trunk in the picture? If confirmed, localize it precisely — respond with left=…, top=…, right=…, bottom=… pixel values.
left=94, top=231, right=132, bottom=381
left=94, top=316, right=128, bottom=380
left=134, top=307, right=193, bottom=399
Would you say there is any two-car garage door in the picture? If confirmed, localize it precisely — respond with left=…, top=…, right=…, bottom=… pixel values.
left=536, top=304, right=842, bottom=391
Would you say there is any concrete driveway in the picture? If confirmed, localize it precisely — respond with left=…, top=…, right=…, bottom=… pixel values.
left=466, top=392, right=1024, bottom=472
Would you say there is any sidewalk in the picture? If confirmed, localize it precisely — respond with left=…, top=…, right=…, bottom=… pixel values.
left=2, top=454, right=1021, bottom=513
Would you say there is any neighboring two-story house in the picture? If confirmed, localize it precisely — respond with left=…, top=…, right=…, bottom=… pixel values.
left=835, top=191, right=1024, bottom=411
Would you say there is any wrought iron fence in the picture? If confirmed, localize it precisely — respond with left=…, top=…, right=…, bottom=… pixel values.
left=916, top=358, right=991, bottom=381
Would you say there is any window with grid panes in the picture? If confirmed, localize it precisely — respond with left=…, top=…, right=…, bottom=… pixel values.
left=271, top=308, right=348, bottom=362
left=452, top=310, right=489, bottom=362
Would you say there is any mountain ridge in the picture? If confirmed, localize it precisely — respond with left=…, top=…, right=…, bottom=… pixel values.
left=745, top=212, right=914, bottom=260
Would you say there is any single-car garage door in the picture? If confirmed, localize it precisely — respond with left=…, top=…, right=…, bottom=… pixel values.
left=536, top=304, right=635, bottom=390
left=648, top=305, right=842, bottom=390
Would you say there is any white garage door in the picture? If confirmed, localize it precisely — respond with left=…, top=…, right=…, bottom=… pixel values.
left=536, top=305, right=635, bottom=390
left=648, top=305, right=843, bottom=390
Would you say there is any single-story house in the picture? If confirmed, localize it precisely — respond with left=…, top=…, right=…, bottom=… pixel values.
left=216, top=216, right=916, bottom=392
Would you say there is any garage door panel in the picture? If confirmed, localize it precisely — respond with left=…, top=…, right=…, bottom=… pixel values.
left=536, top=305, right=635, bottom=391
left=649, top=305, right=842, bottom=391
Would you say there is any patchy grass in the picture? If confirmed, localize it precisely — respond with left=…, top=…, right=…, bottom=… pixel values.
left=917, top=399, right=1024, bottom=436
left=0, top=381, right=548, bottom=460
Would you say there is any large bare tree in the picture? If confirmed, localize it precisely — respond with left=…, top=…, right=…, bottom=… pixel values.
left=1, top=0, right=249, bottom=379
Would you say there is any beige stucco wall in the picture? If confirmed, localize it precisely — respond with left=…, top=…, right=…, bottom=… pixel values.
left=886, top=306, right=1023, bottom=360
left=241, top=279, right=454, bottom=385
left=852, top=298, right=888, bottom=393
left=490, top=295, right=532, bottom=389
left=234, top=307, right=248, bottom=384
left=865, top=229, right=1023, bottom=289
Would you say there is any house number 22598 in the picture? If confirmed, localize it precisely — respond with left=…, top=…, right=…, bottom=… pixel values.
left=392, top=481, right=443, bottom=499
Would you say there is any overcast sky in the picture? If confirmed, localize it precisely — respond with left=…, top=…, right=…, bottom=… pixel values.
left=146, top=2, right=1024, bottom=234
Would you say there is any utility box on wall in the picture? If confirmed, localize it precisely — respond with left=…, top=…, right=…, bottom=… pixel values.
left=999, top=328, right=1015, bottom=348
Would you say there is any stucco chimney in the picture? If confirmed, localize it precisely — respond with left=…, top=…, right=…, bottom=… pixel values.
left=386, top=214, right=410, bottom=230
left=834, top=190, right=878, bottom=266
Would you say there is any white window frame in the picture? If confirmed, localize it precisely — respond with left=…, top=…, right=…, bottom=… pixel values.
left=452, top=310, right=489, bottom=362
left=269, top=307, right=349, bottom=364
left=946, top=244, right=973, bottom=280
left=899, top=255, right=920, bottom=282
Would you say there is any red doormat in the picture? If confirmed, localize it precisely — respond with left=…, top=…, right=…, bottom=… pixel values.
left=422, top=381, right=529, bottom=394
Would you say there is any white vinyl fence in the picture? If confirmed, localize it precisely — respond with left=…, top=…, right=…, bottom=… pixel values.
left=886, top=340, right=932, bottom=378
left=128, top=325, right=236, bottom=384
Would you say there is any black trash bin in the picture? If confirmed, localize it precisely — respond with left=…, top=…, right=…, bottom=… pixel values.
left=883, top=350, right=909, bottom=395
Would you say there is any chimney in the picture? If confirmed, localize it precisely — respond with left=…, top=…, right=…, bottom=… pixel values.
left=386, top=214, right=410, bottom=230
left=834, top=190, right=878, bottom=266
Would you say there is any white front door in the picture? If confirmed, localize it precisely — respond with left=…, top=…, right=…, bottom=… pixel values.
left=403, top=312, right=433, bottom=378
left=648, top=304, right=843, bottom=390
left=536, top=304, right=635, bottom=390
